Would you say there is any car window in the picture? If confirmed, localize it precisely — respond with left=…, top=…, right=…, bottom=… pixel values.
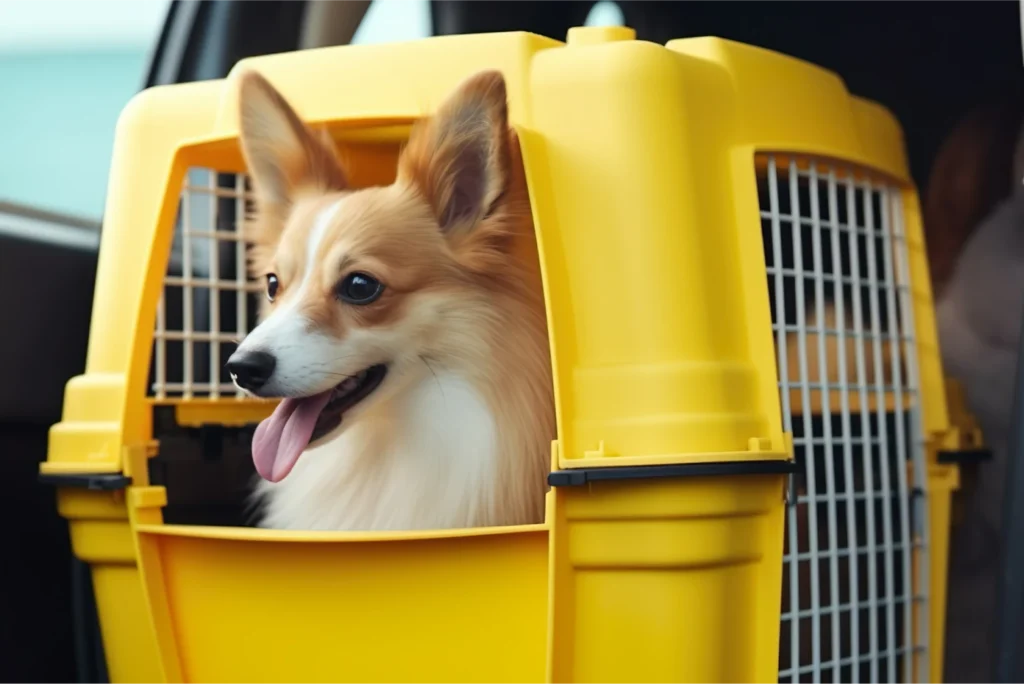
left=0, top=0, right=169, bottom=220
left=0, top=0, right=625, bottom=222
left=347, top=1, right=625, bottom=46
left=351, top=0, right=431, bottom=45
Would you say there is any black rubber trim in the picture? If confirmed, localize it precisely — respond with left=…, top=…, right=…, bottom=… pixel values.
left=937, top=448, right=993, bottom=465
left=548, top=459, right=797, bottom=487
left=38, top=473, right=132, bottom=491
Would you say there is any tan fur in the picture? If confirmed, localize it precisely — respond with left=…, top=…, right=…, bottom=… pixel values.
left=236, top=69, right=555, bottom=528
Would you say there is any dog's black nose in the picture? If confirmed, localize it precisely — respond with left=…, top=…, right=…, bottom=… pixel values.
left=226, top=350, right=276, bottom=392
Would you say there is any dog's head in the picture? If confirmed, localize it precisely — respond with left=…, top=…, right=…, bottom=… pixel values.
left=227, top=69, right=521, bottom=482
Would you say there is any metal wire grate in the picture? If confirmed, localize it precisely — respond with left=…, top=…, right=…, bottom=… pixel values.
left=759, top=156, right=930, bottom=683
left=151, top=169, right=259, bottom=399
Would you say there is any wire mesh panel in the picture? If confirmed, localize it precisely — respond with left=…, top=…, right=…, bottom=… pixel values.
left=758, top=155, right=930, bottom=683
left=150, top=168, right=260, bottom=399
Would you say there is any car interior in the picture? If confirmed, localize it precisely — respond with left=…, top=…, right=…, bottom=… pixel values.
left=5, top=2, right=1024, bottom=681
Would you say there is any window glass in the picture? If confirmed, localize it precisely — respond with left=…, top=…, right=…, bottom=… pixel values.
left=0, top=0, right=168, bottom=219
left=350, top=0, right=431, bottom=45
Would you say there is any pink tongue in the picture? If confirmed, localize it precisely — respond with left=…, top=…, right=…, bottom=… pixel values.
left=252, top=391, right=334, bottom=482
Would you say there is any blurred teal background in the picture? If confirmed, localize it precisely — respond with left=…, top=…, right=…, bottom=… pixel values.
left=0, top=0, right=620, bottom=221
left=0, top=0, right=169, bottom=218
left=0, top=49, right=153, bottom=218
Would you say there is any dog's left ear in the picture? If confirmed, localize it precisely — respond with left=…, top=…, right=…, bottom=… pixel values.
left=398, top=70, right=511, bottom=234
left=237, top=70, right=347, bottom=211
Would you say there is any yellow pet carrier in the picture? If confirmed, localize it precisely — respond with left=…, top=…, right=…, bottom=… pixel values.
left=42, top=25, right=962, bottom=682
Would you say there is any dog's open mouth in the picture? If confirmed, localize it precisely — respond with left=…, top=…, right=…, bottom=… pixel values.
left=250, top=364, right=388, bottom=483
left=310, top=365, right=388, bottom=443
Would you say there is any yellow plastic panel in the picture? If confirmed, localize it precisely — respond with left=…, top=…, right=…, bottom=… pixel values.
left=945, top=378, right=983, bottom=448
left=668, top=38, right=909, bottom=179
left=549, top=474, right=787, bottom=682
left=137, top=528, right=548, bottom=682
left=92, top=565, right=164, bottom=683
left=44, top=374, right=132, bottom=473
left=527, top=33, right=787, bottom=469
left=69, top=519, right=136, bottom=563
left=57, top=490, right=164, bottom=683
left=925, top=464, right=958, bottom=684
left=899, top=190, right=949, bottom=438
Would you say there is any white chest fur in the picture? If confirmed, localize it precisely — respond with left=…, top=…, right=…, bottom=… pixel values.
left=253, top=371, right=500, bottom=531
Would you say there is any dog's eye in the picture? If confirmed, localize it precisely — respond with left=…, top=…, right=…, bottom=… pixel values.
left=337, top=272, right=384, bottom=305
left=265, top=274, right=279, bottom=302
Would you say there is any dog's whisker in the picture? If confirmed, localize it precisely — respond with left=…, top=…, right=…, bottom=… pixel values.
left=420, top=356, right=445, bottom=402
left=317, top=370, right=366, bottom=380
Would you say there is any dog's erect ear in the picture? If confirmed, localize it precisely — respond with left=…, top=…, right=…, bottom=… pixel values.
left=398, top=70, right=511, bottom=233
left=237, top=70, right=347, bottom=209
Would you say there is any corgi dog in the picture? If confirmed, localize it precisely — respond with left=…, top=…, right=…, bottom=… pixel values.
left=226, top=70, right=555, bottom=532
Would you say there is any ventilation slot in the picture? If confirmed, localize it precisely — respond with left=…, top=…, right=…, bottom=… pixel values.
left=759, top=155, right=930, bottom=683
left=150, top=168, right=258, bottom=400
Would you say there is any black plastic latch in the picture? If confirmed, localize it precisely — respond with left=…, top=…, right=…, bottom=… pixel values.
left=38, top=473, right=132, bottom=491
left=937, top=448, right=993, bottom=465
left=548, top=459, right=797, bottom=487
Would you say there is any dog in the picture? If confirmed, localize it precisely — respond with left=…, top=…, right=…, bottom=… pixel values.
left=226, top=70, right=555, bottom=532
